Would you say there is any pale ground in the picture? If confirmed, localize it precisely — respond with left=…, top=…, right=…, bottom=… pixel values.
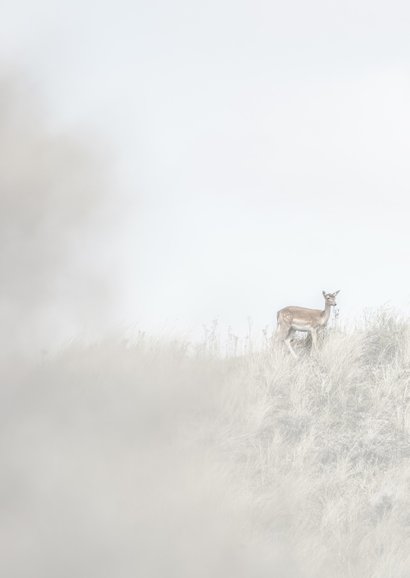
left=1, top=310, right=410, bottom=578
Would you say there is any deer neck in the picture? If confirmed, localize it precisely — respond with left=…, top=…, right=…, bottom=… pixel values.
left=321, top=303, right=332, bottom=325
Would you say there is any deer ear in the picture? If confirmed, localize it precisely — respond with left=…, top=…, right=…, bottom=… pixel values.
left=322, top=290, right=326, bottom=297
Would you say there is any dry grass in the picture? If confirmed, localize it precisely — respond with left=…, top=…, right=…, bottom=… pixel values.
left=2, top=312, right=410, bottom=577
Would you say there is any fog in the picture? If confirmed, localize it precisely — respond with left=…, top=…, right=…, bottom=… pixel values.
left=1, top=2, right=410, bottom=576
left=0, top=74, right=126, bottom=353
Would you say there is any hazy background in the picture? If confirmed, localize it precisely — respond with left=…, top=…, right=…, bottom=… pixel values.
left=2, top=5, right=410, bottom=577
left=1, top=0, right=410, bottom=349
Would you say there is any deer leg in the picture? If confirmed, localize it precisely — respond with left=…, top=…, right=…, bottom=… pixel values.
left=311, top=329, right=318, bottom=351
left=284, top=329, right=298, bottom=359
left=276, top=323, right=298, bottom=358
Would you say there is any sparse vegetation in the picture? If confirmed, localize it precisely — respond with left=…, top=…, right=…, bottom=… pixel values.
left=2, top=310, right=410, bottom=577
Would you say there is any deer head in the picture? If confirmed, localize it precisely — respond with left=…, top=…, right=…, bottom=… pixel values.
left=322, top=290, right=340, bottom=307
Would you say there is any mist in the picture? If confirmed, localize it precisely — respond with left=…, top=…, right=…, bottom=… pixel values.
left=2, top=1, right=410, bottom=576
left=0, top=73, right=122, bottom=354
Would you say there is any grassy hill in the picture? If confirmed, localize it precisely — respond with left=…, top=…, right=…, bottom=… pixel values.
left=2, top=311, right=410, bottom=577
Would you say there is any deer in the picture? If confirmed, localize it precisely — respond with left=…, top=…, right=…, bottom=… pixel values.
left=276, top=290, right=340, bottom=358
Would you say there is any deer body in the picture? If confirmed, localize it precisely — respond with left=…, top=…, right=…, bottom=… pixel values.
left=276, top=291, right=339, bottom=358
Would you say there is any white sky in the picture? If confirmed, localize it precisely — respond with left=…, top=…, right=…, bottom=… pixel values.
left=2, top=0, right=410, bottom=341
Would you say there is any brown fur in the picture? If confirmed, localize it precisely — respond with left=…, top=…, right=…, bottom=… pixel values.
left=276, top=291, right=340, bottom=358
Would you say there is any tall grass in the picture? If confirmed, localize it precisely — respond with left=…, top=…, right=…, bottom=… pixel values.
left=1, top=311, right=410, bottom=577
